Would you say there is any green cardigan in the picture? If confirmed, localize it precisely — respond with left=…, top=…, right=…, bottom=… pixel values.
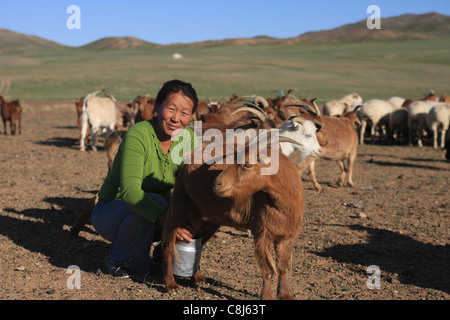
left=98, top=118, right=196, bottom=223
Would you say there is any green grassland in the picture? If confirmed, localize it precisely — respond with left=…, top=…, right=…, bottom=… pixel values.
left=1, top=37, right=449, bottom=104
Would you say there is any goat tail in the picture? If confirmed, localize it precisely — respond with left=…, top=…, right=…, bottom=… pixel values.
left=81, top=93, right=91, bottom=113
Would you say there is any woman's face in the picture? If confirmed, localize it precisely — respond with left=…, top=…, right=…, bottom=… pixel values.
left=155, top=91, right=194, bottom=141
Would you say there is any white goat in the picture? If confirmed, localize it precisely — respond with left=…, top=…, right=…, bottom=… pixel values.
left=322, top=93, right=363, bottom=117
left=426, top=104, right=450, bottom=149
left=80, top=91, right=117, bottom=152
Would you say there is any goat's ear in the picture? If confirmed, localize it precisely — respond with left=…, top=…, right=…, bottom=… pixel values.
left=314, top=123, right=322, bottom=131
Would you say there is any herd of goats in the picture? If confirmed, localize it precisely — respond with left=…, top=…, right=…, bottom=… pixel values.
left=1, top=87, right=449, bottom=299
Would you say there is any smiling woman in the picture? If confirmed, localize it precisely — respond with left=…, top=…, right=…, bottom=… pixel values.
left=90, top=79, right=198, bottom=282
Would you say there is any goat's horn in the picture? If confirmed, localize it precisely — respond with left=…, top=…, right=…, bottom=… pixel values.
left=230, top=95, right=269, bottom=109
left=286, top=104, right=317, bottom=116
left=230, top=95, right=257, bottom=105
left=262, top=132, right=304, bottom=148
left=253, top=130, right=303, bottom=148
left=253, top=96, right=269, bottom=108
left=289, top=115, right=306, bottom=125
left=231, top=106, right=268, bottom=121
left=311, top=98, right=321, bottom=116
left=278, top=135, right=303, bottom=147
left=353, top=105, right=362, bottom=112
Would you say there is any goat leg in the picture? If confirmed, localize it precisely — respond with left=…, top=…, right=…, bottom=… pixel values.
left=309, top=159, right=323, bottom=193
left=336, top=160, right=346, bottom=187
left=274, top=238, right=295, bottom=300
left=253, top=232, right=275, bottom=300
left=162, top=219, right=180, bottom=292
left=191, top=222, right=219, bottom=285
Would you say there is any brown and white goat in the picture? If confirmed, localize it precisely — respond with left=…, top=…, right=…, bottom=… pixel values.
left=162, top=128, right=321, bottom=300
left=292, top=102, right=360, bottom=192
left=0, top=95, right=22, bottom=135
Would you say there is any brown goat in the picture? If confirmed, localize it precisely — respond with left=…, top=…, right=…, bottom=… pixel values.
left=134, top=95, right=156, bottom=123
left=0, top=95, right=22, bottom=135
left=296, top=103, right=359, bottom=192
left=104, top=129, right=127, bottom=174
left=440, top=93, right=450, bottom=103
left=162, top=134, right=311, bottom=300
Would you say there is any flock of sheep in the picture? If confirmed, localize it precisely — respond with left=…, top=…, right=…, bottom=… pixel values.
left=322, top=90, right=450, bottom=147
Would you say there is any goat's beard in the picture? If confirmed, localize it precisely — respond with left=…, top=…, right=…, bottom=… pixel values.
left=230, top=192, right=253, bottom=226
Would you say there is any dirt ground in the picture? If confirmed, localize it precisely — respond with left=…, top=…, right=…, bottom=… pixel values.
left=0, top=100, right=449, bottom=301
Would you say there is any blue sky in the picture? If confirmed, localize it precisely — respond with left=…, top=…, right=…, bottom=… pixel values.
left=1, top=0, right=449, bottom=47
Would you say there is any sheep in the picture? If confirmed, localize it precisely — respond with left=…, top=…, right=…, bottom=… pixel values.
left=0, top=95, right=22, bottom=135
left=79, top=89, right=117, bottom=152
left=445, top=132, right=450, bottom=161
left=388, top=96, right=406, bottom=109
left=358, top=99, right=399, bottom=145
left=162, top=127, right=321, bottom=300
left=426, top=104, right=450, bottom=149
left=388, top=108, right=409, bottom=145
left=322, top=93, right=363, bottom=117
left=408, top=100, right=436, bottom=147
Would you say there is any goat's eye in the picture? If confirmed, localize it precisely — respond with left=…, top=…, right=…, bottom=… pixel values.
left=305, top=133, right=312, bottom=138
left=241, top=164, right=253, bottom=170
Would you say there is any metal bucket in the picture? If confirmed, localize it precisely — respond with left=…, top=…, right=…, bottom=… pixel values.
left=172, top=236, right=203, bottom=277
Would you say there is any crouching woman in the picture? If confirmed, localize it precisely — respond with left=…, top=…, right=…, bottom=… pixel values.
left=91, top=79, right=198, bottom=281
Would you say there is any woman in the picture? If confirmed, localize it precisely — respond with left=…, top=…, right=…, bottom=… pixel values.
left=91, top=79, right=198, bottom=281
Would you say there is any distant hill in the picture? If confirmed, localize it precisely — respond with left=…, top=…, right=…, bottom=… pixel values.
left=153, top=12, right=450, bottom=48
left=81, top=36, right=157, bottom=50
left=295, top=12, right=450, bottom=43
left=0, top=12, right=448, bottom=55
left=0, top=29, right=68, bottom=55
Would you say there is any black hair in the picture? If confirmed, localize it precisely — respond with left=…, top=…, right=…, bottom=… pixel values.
left=155, top=79, right=198, bottom=113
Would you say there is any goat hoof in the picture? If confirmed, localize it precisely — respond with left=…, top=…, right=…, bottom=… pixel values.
left=165, top=281, right=180, bottom=293
left=193, top=273, right=205, bottom=284
left=278, top=294, right=295, bottom=300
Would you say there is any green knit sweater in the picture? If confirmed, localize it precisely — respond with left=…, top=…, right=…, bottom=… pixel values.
left=98, top=118, right=196, bottom=223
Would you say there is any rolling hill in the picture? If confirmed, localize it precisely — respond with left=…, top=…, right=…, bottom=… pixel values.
left=0, top=29, right=69, bottom=55
left=0, top=12, right=448, bottom=55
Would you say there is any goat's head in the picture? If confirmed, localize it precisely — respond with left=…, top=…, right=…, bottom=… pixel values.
left=212, top=133, right=310, bottom=199
left=278, top=115, right=322, bottom=159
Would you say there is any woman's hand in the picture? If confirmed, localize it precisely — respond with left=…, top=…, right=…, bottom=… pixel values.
left=156, top=212, right=196, bottom=243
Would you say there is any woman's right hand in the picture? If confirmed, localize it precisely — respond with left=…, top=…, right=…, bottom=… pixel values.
left=156, top=212, right=196, bottom=243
